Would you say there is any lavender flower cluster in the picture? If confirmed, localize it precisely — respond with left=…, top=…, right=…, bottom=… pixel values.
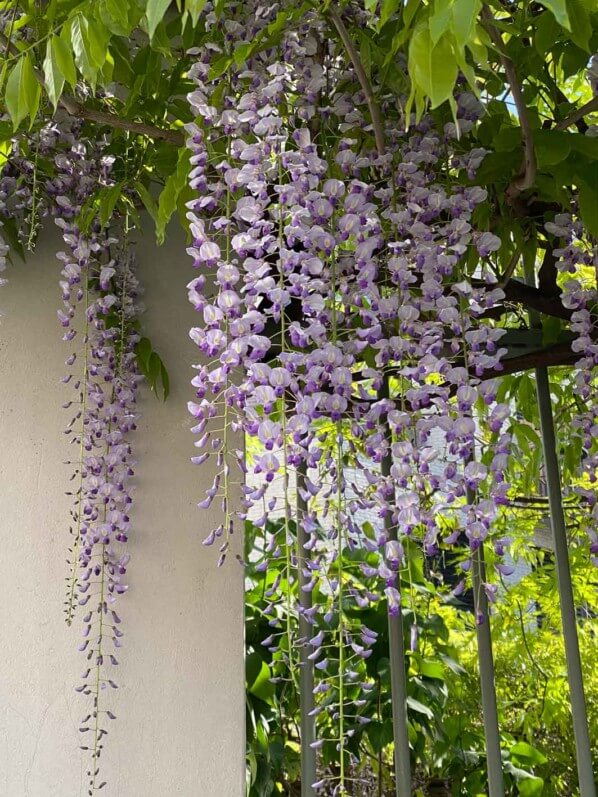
left=181, top=5, right=521, bottom=785
left=547, top=213, right=598, bottom=563
left=49, top=131, right=141, bottom=793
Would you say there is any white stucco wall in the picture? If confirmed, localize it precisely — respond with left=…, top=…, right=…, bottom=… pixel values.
left=0, top=224, right=244, bottom=796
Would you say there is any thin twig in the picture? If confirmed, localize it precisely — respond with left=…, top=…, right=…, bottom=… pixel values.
left=499, top=247, right=521, bottom=288
left=555, top=95, right=598, bottom=131
left=328, top=7, right=386, bottom=157
left=481, top=6, right=536, bottom=199
left=0, top=32, right=184, bottom=146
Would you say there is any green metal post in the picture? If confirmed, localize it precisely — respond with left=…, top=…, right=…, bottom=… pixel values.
left=296, top=461, right=317, bottom=796
left=469, top=523, right=505, bottom=797
left=534, top=367, right=596, bottom=796
left=381, top=376, right=412, bottom=796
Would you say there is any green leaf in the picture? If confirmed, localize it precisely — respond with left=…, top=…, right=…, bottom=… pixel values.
left=510, top=741, right=548, bottom=765
left=5, top=55, right=41, bottom=130
left=136, top=337, right=152, bottom=372
left=71, top=15, right=107, bottom=88
left=52, top=34, right=77, bottom=88
left=566, top=0, right=590, bottom=50
left=100, top=0, right=134, bottom=35
left=537, top=0, right=570, bottom=28
left=579, top=177, right=598, bottom=239
left=534, top=130, right=570, bottom=166
left=366, top=720, right=394, bottom=753
left=134, top=181, right=160, bottom=229
left=406, top=696, right=434, bottom=718
left=429, top=0, right=452, bottom=46
left=451, top=0, right=481, bottom=48
left=0, top=216, right=25, bottom=261
left=518, top=777, right=545, bottom=796
left=185, top=0, right=207, bottom=25
left=248, top=660, right=275, bottom=705
left=156, top=147, right=191, bottom=244
left=404, top=0, right=422, bottom=28
left=160, top=361, right=170, bottom=400
left=535, top=10, right=561, bottom=54
left=409, top=25, right=457, bottom=108
left=379, top=0, right=400, bottom=28
left=359, top=32, right=372, bottom=80
left=43, top=38, right=65, bottom=109
left=98, top=183, right=122, bottom=227
left=419, top=659, right=445, bottom=679
left=146, top=0, right=171, bottom=39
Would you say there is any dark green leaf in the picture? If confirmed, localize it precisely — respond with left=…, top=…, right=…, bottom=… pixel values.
left=407, top=696, right=434, bottom=718
left=156, top=147, right=191, bottom=244
left=579, top=177, right=598, bottom=239
left=99, top=183, right=122, bottom=228
left=566, top=0, right=591, bottom=50
left=160, top=361, right=170, bottom=401
left=1, top=216, right=25, bottom=261
left=134, top=181, right=160, bottom=229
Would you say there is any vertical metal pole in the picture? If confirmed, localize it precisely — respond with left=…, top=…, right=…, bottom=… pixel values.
left=467, top=502, right=505, bottom=797
left=381, top=376, right=412, bottom=796
left=524, top=256, right=596, bottom=795
left=534, top=366, right=596, bottom=796
left=382, top=448, right=413, bottom=797
left=296, top=461, right=317, bottom=796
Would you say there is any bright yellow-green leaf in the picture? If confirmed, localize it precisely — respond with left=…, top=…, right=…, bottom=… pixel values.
left=404, top=0, right=422, bottom=28
left=146, top=0, right=171, bottom=39
left=451, top=0, right=481, bottom=48
left=5, top=55, right=41, bottom=130
left=185, top=0, right=207, bottom=26
left=379, top=0, right=400, bottom=28
left=537, top=0, right=570, bottom=29
left=409, top=25, right=458, bottom=109
left=429, top=0, right=453, bottom=46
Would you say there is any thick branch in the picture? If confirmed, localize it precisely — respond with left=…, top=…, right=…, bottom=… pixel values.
left=479, top=277, right=572, bottom=319
left=328, top=7, right=386, bottom=157
left=555, top=95, right=598, bottom=131
left=479, top=341, right=578, bottom=380
left=58, top=96, right=184, bottom=145
left=537, top=245, right=559, bottom=297
left=481, top=6, right=536, bottom=199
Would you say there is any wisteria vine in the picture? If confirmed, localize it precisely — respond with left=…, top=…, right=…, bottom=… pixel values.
left=0, top=1, right=596, bottom=792
left=182, top=3, right=598, bottom=791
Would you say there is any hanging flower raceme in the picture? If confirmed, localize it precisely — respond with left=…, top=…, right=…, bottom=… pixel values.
left=547, top=213, right=598, bottom=563
left=183, top=3, right=598, bottom=790
left=49, top=135, right=141, bottom=793
left=182, top=4, right=522, bottom=786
